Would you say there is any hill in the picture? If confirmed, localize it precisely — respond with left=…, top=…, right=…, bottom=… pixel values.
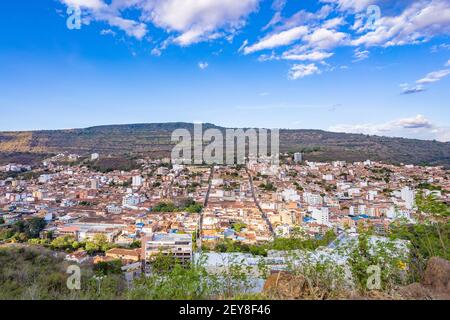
left=0, top=123, right=449, bottom=166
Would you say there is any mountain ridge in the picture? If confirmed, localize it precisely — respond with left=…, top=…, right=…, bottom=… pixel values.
left=0, top=122, right=448, bottom=167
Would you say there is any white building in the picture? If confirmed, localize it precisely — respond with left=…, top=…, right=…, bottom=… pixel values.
left=132, top=176, right=143, bottom=188
left=311, top=207, right=330, bottom=225
left=106, top=204, right=123, bottom=215
left=38, top=174, right=53, bottom=184
left=303, top=192, right=323, bottom=206
left=122, top=194, right=142, bottom=207
left=401, top=187, right=415, bottom=210
left=281, top=189, right=301, bottom=202
left=293, top=152, right=303, bottom=163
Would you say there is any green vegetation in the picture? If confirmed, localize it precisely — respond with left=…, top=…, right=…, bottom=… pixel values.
left=417, top=183, right=443, bottom=191
left=1, top=124, right=450, bottom=167
left=0, top=218, right=47, bottom=242
left=259, top=182, right=277, bottom=192
left=79, top=201, right=95, bottom=206
left=390, top=222, right=449, bottom=282
left=86, top=157, right=140, bottom=173
left=128, top=253, right=258, bottom=300
left=293, top=181, right=303, bottom=191
left=129, top=240, right=141, bottom=249
left=28, top=234, right=116, bottom=255
left=93, top=260, right=123, bottom=276
left=0, top=221, right=448, bottom=300
left=152, top=199, right=203, bottom=213
left=208, top=230, right=338, bottom=257
left=0, top=246, right=125, bottom=300
left=347, top=232, right=408, bottom=293
left=416, top=192, right=450, bottom=218
left=231, top=222, right=247, bottom=233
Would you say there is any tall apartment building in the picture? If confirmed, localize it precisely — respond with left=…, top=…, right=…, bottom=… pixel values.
left=401, top=186, right=415, bottom=210
left=132, top=176, right=143, bottom=188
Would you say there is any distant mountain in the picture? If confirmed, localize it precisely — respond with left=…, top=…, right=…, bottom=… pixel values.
left=0, top=122, right=449, bottom=167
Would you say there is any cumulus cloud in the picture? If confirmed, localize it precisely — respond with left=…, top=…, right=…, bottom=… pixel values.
left=351, top=0, right=450, bottom=47
left=62, top=0, right=147, bottom=39
left=397, top=114, right=433, bottom=129
left=329, top=115, right=449, bottom=141
left=288, top=63, right=321, bottom=80
left=60, top=0, right=259, bottom=44
left=60, top=0, right=450, bottom=83
left=198, top=62, right=209, bottom=70
left=304, top=28, right=349, bottom=49
left=446, top=59, right=450, bottom=67
left=145, top=0, right=259, bottom=46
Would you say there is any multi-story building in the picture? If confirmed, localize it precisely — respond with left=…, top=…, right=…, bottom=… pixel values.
left=143, top=233, right=192, bottom=268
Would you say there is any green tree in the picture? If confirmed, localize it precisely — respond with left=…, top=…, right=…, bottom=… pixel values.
left=94, top=260, right=123, bottom=276
left=51, top=236, right=75, bottom=250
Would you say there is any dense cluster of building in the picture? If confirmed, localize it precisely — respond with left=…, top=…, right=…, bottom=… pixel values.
left=0, top=152, right=448, bottom=278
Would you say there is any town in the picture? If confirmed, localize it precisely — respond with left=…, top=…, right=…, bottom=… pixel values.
left=1, top=151, right=448, bottom=289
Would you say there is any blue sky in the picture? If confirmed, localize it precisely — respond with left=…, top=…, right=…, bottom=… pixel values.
left=0, top=0, right=449, bottom=141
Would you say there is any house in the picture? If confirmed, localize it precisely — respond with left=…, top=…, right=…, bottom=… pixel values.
left=105, top=248, right=142, bottom=262
left=66, top=250, right=90, bottom=264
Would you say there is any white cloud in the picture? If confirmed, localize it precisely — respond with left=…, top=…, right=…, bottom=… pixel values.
left=329, top=115, right=449, bottom=141
left=198, top=62, right=209, bottom=70
left=320, top=0, right=378, bottom=13
left=416, top=69, right=450, bottom=84
left=63, top=0, right=105, bottom=9
left=144, top=0, right=260, bottom=46
left=62, top=0, right=147, bottom=40
left=282, top=51, right=334, bottom=61
left=401, top=60, right=450, bottom=94
left=446, top=59, right=450, bottom=67
left=288, top=63, right=321, bottom=80
left=238, top=39, right=249, bottom=53
left=303, top=28, right=348, bottom=50
left=102, top=15, right=147, bottom=39
left=243, top=26, right=309, bottom=54
left=271, top=0, right=286, bottom=12
left=322, top=17, right=345, bottom=29
left=353, top=48, right=369, bottom=61
left=396, top=114, right=433, bottom=129
left=352, top=0, right=450, bottom=47
left=431, top=43, right=450, bottom=52
left=61, top=0, right=260, bottom=44
left=100, top=29, right=116, bottom=36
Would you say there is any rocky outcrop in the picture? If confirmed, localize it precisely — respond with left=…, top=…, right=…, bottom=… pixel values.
left=399, top=257, right=450, bottom=300
left=263, top=272, right=309, bottom=300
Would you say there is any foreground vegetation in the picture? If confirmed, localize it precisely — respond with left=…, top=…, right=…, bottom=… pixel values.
left=0, top=219, right=448, bottom=300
